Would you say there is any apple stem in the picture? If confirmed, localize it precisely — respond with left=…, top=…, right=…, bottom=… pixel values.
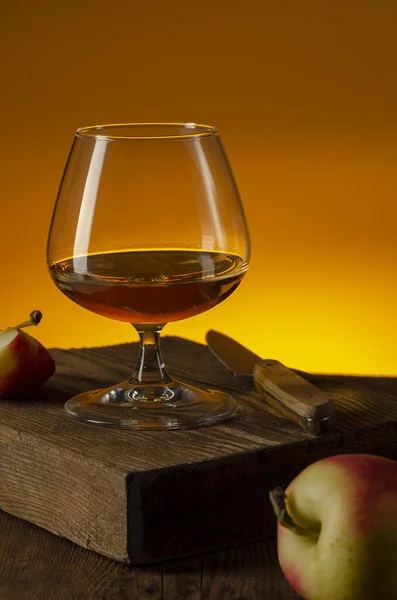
left=13, top=310, right=43, bottom=330
left=270, top=487, right=315, bottom=537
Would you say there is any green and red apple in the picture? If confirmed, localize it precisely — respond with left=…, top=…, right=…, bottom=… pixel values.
left=0, top=310, right=55, bottom=398
left=270, top=454, right=397, bottom=600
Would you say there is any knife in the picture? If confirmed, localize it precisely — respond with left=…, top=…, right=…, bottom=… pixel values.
left=206, top=330, right=335, bottom=434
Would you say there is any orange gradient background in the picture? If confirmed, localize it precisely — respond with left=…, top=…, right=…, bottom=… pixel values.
left=2, top=1, right=397, bottom=375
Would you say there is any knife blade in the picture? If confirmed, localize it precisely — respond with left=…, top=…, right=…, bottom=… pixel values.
left=206, top=330, right=335, bottom=434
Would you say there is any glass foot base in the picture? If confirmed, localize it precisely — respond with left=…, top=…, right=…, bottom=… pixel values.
left=64, top=379, right=239, bottom=430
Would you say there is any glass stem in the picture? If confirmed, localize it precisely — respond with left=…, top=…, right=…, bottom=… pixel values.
left=129, top=324, right=172, bottom=385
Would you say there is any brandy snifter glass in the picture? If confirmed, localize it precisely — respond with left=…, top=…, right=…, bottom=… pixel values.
left=47, top=123, right=250, bottom=430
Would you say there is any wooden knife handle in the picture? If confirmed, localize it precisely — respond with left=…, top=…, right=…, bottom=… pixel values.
left=253, top=360, right=335, bottom=434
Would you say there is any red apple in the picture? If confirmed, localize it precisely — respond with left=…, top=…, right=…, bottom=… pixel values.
left=0, top=310, right=55, bottom=398
left=270, top=454, right=397, bottom=600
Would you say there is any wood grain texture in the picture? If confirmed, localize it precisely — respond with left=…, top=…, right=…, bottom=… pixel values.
left=0, top=422, right=127, bottom=561
left=254, top=359, right=335, bottom=418
left=253, top=360, right=335, bottom=432
left=0, top=510, right=301, bottom=600
left=1, top=337, right=397, bottom=563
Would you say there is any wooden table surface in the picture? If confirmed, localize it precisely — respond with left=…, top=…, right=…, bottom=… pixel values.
left=0, top=509, right=300, bottom=600
left=2, top=336, right=397, bottom=599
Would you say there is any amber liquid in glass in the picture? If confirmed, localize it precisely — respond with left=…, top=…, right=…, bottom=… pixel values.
left=49, top=250, right=246, bottom=324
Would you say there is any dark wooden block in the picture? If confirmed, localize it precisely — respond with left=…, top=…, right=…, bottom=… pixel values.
left=1, top=337, right=397, bottom=564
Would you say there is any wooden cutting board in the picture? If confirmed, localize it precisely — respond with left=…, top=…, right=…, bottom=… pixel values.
left=1, top=336, right=397, bottom=564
